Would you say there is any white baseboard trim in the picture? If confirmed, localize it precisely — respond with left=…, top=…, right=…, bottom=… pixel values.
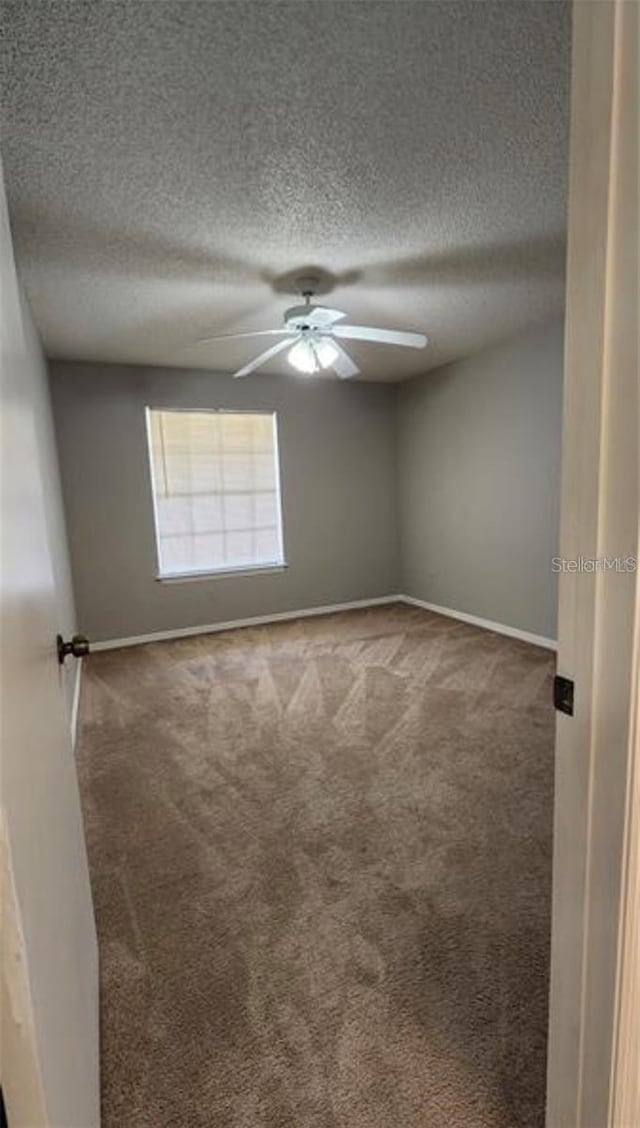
left=398, top=594, right=557, bottom=651
left=90, top=596, right=405, bottom=652
left=89, top=593, right=556, bottom=654
left=70, top=658, right=83, bottom=748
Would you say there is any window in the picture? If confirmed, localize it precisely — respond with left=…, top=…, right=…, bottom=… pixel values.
left=146, top=409, right=285, bottom=579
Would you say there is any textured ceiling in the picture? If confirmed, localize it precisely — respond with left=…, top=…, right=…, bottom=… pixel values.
left=2, top=0, right=570, bottom=381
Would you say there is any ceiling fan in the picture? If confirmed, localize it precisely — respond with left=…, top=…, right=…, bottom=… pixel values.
left=193, top=277, right=428, bottom=379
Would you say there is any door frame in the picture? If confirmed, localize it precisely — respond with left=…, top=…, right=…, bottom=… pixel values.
left=546, top=1, right=639, bottom=1125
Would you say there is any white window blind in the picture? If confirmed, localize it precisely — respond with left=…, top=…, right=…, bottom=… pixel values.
left=146, top=409, right=285, bottom=578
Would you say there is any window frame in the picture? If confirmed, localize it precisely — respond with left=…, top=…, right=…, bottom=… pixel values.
left=145, top=406, right=287, bottom=583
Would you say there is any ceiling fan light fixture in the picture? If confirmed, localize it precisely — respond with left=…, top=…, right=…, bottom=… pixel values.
left=288, top=339, right=318, bottom=374
left=287, top=336, right=339, bottom=375
left=314, top=338, right=339, bottom=369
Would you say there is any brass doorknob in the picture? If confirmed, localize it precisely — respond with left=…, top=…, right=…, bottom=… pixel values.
left=57, top=634, right=90, bottom=664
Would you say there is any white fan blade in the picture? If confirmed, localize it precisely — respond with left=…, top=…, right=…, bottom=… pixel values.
left=233, top=337, right=294, bottom=379
left=331, top=342, right=360, bottom=379
left=333, top=325, right=427, bottom=349
left=305, top=306, right=347, bottom=327
left=195, top=328, right=292, bottom=344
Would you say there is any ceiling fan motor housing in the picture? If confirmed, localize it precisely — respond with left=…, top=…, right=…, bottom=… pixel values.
left=284, top=304, right=323, bottom=330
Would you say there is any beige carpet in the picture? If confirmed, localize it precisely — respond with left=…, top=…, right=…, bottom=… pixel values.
left=77, top=603, right=555, bottom=1128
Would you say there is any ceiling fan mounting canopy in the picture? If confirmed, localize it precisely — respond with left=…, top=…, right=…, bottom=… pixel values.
left=193, top=280, right=428, bottom=379
left=294, top=273, right=323, bottom=297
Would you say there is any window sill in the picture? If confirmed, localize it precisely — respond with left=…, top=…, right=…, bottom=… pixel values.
left=156, top=562, right=288, bottom=584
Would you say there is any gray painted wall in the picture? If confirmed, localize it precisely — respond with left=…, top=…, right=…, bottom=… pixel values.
left=50, top=363, right=399, bottom=642
left=20, top=300, right=78, bottom=711
left=50, top=317, right=563, bottom=645
left=397, top=318, right=564, bottom=639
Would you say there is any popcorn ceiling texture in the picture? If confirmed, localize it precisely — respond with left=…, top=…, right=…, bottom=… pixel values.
left=2, top=1, right=570, bottom=380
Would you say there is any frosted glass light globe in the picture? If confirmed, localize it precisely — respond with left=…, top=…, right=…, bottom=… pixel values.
left=288, top=336, right=339, bottom=374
